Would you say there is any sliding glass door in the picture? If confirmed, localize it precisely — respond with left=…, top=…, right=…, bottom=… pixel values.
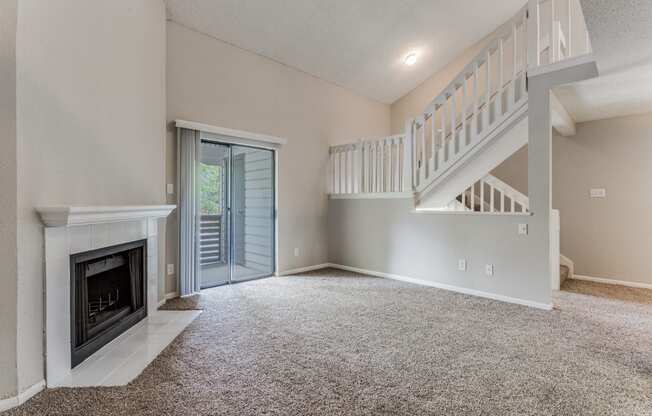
left=198, top=140, right=275, bottom=289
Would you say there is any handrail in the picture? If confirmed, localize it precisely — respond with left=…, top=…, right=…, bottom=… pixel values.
left=326, top=0, right=592, bottom=201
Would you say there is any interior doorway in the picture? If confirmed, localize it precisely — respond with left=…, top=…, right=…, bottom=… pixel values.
left=198, top=140, right=275, bottom=289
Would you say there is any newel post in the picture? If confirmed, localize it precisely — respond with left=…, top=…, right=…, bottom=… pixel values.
left=356, top=139, right=364, bottom=193
left=402, top=118, right=415, bottom=192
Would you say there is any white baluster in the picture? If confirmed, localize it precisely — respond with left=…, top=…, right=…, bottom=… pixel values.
left=379, top=140, right=385, bottom=192
left=498, top=38, right=504, bottom=119
left=489, top=184, right=495, bottom=213
left=404, top=120, right=415, bottom=192
left=450, top=91, right=457, bottom=157
left=470, top=182, right=475, bottom=211
left=510, top=22, right=517, bottom=110
left=567, top=0, right=572, bottom=58
left=480, top=180, right=485, bottom=212
left=419, top=119, right=426, bottom=184
left=472, top=63, right=479, bottom=141
left=484, top=50, right=491, bottom=130
left=528, top=0, right=541, bottom=69
left=462, top=75, right=468, bottom=147
left=430, top=114, right=436, bottom=174
left=551, top=0, right=557, bottom=64
left=441, top=101, right=448, bottom=163
left=500, top=189, right=505, bottom=212
left=344, top=148, right=350, bottom=194
left=341, top=148, right=346, bottom=194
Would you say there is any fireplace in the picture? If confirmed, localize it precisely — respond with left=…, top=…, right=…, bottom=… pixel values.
left=70, top=239, right=147, bottom=367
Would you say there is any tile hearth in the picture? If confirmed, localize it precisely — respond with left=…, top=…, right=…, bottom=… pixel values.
left=55, top=310, right=200, bottom=387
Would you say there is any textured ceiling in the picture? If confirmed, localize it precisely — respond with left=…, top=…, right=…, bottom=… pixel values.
left=164, top=0, right=525, bottom=104
left=555, top=0, right=652, bottom=122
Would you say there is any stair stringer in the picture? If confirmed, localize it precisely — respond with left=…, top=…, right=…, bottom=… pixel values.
left=416, top=105, right=528, bottom=209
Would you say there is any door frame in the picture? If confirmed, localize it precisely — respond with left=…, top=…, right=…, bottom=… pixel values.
left=199, top=132, right=278, bottom=287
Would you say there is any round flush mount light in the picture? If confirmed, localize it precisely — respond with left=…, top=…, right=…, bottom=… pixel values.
left=404, top=52, right=418, bottom=66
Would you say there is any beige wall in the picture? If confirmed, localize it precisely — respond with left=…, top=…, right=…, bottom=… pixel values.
left=165, top=22, right=390, bottom=291
left=15, top=0, right=166, bottom=392
left=552, top=113, right=652, bottom=285
left=493, top=113, right=652, bottom=286
left=0, top=0, right=18, bottom=400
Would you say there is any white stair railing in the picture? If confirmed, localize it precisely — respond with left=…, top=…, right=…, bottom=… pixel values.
left=329, top=134, right=409, bottom=195
left=327, top=1, right=592, bottom=201
left=454, top=174, right=529, bottom=214
left=528, top=0, right=592, bottom=68
left=411, top=5, right=529, bottom=194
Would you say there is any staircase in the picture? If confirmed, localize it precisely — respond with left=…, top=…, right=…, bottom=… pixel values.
left=328, top=0, right=592, bottom=212
left=326, top=0, right=597, bottom=306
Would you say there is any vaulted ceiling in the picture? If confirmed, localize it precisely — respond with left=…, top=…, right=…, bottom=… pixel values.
left=164, top=0, right=525, bottom=104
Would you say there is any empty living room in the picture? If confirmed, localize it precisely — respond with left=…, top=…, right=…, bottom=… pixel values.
left=1, top=0, right=651, bottom=414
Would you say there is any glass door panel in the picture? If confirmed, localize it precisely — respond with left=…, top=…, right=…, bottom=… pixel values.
left=198, top=141, right=230, bottom=289
left=231, top=145, right=275, bottom=282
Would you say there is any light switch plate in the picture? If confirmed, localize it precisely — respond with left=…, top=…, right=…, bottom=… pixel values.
left=294, top=247, right=300, bottom=257
left=167, top=264, right=174, bottom=275
left=458, top=259, right=467, bottom=272
left=167, top=183, right=174, bottom=194
left=485, top=264, right=494, bottom=276
left=518, top=223, right=528, bottom=235
left=590, top=188, right=606, bottom=198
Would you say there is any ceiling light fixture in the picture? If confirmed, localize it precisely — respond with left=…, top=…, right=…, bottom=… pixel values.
left=404, top=52, right=418, bottom=66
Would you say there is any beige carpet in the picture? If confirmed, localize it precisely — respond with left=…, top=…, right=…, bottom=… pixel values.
left=4, top=269, right=651, bottom=415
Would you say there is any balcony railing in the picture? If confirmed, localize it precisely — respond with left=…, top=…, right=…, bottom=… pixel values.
left=199, top=214, right=225, bottom=266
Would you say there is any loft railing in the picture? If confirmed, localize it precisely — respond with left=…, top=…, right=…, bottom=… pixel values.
left=329, top=134, right=410, bottom=195
left=528, top=0, right=592, bottom=68
left=327, top=0, right=591, bottom=206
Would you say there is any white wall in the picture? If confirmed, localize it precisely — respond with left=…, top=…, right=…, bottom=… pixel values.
left=0, top=0, right=18, bottom=400
left=15, top=0, right=166, bottom=393
left=166, top=21, right=390, bottom=290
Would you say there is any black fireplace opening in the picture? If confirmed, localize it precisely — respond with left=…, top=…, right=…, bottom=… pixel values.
left=70, top=239, right=147, bottom=367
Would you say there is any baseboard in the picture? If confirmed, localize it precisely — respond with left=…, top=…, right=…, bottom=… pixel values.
left=0, top=379, right=45, bottom=412
left=572, top=274, right=652, bottom=290
left=276, top=263, right=330, bottom=277
left=327, top=263, right=553, bottom=310
left=157, top=292, right=180, bottom=308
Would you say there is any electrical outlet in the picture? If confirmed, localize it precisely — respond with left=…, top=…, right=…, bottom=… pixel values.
left=518, top=223, right=528, bottom=235
left=458, top=259, right=467, bottom=271
left=294, top=247, right=300, bottom=257
left=166, top=183, right=174, bottom=194
left=485, top=264, right=494, bottom=276
left=590, top=188, right=606, bottom=198
left=167, top=264, right=174, bottom=275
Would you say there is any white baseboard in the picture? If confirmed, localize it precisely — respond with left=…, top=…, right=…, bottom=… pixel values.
left=157, top=292, right=180, bottom=308
left=327, top=263, right=553, bottom=310
left=276, top=263, right=330, bottom=277
left=0, top=379, right=45, bottom=412
left=572, top=274, right=652, bottom=290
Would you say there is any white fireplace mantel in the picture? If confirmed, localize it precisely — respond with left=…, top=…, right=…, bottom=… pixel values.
left=36, top=205, right=176, bottom=227
left=38, top=204, right=176, bottom=387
